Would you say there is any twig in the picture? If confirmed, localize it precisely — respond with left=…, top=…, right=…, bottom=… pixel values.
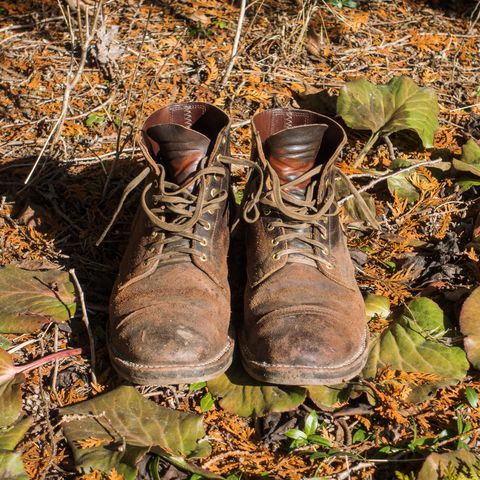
left=221, top=0, right=247, bottom=86
left=24, top=0, right=104, bottom=184
left=332, top=462, right=375, bottom=480
left=339, top=158, right=444, bottom=205
left=102, top=6, right=152, bottom=199
left=69, top=269, right=97, bottom=384
left=383, top=135, right=396, bottom=161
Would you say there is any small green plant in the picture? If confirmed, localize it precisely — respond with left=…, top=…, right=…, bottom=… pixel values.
left=284, top=411, right=331, bottom=449
left=85, top=112, right=106, bottom=127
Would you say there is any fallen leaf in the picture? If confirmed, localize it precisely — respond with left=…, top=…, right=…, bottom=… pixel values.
left=453, top=139, right=480, bottom=177
left=207, top=364, right=306, bottom=417
left=0, top=417, right=32, bottom=450
left=387, top=172, right=420, bottom=203
left=307, top=384, right=352, bottom=410
left=364, top=294, right=391, bottom=321
left=363, top=298, right=469, bottom=400
left=337, top=76, right=439, bottom=149
left=0, top=266, right=76, bottom=333
left=459, top=286, right=480, bottom=369
left=0, top=450, right=28, bottom=480
left=61, top=386, right=208, bottom=479
left=417, top=449, right=480, bottom=480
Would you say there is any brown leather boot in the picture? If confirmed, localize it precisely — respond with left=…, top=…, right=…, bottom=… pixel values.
left=105, top=102, right=234, bottom=384
left=240, top=108, right=368, bottom=385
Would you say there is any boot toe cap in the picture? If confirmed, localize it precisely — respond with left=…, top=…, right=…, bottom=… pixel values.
left=241, top=306, right=368, bottom=385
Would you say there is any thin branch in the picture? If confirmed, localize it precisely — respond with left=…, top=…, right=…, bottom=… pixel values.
left=222, top=0, right=247, bottom=86
left=339, top=158, right=444, bottom=206
left=24, top=0, right=104, bottom=184
left=69, top=269, right=97, bottom=384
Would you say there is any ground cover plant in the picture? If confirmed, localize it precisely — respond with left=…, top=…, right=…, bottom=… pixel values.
left=0, top=0, right=480, bottom=478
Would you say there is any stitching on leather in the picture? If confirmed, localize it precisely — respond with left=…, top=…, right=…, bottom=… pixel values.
left=240, top=325, right=368, bottom=370
left=184, top=103, right=192, bottom=129
left=110, top=338, right=233, bottom=370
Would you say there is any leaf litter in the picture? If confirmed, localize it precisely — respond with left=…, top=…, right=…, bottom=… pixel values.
left=0, top=0, right=480, bottom=479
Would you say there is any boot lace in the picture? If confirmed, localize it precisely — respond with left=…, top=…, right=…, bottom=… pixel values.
left=242, top=161, right=337, bottom=269
left=97, top=156, right=229, bottom=267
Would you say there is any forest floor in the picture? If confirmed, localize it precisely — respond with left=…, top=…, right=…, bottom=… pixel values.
left=0, top=0, right=480, bottom=479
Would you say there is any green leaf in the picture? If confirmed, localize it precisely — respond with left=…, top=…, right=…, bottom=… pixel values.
left=0, top=450, right=28, bottom=480
left=308, top=434, right=331, bottom=447
left=0, top=266, right=76, bottom=333
left=285, top=429, right=307, bottom=441
left=0, top=336, right=11, bottom=350
left=0, top=350, right=24, bottom=429
left=337, top=76, right=439, bottom=148
left=456, top=178, right=480, bottom=192
left=0, top=417, right=32, bottom=450
left=465, top=387, right=479, bottom=408
left=364, top=294, right=391, bottom=321
left=61, top=386, right=208, bottom=477
left=85, top=112, right=106, bottom=127
left=304, top=411, right=318, bottom=436
left=200, top=392, right=215, bottom=412
left=207, top=364, right=306, bottom=417
left=417, top=450, right=480, bottom=480
left=363, top=298, right=469, bottom=400
left=453, top=139, right=480, bottom=177
left=387, top=173, right=420, bottom=203
left=189, top=381, right=206, bottom=392
left=459, top=286, right=480, bottom=370
left=307, top=384, right=352, bottom=410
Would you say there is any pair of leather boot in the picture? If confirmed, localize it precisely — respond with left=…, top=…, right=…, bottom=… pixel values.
left=105, top=102, right=368, bottom=386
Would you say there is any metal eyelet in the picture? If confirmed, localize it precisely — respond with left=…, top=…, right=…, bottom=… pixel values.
left=151, top=231, right=158, bottom=238
left=266, top=223, right=274, bottom=231
left=321, top=246, right=329, bottom=256
left=143, top=260, right=149, bottom=266
left=325, top=262, right=334, bottom=270
left=271, top=239, right=279, bottom=246
left=204, top=222, right=211, bottom=231
left=272, top=253, right=279, bottom=261
left=200, top=254, right=208, bottom=262
left=210, top=188, right=218, bottom=198
left=200, top=238, right=208, bottom=246
left=264, top=208, right=271, bottom=216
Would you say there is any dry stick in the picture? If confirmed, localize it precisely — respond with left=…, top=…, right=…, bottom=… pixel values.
left=333, top=462, right=375, bottom=480
left=24, top=0, right=104, bottom=185
left=338, top=158, right=444, bottom=206
left=69, top=269, right=97, bottom=384
left=221, top=0, right=247, bottom=86
left=101, top=6, right=152, bottom=199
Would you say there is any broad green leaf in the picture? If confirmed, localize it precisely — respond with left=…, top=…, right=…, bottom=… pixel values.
left=61, top=386, right=207, bottom=477
left=363, top=298, right=469, bottom=399
left=0, top=350, right=24, bottom=429
left=337, top=76, right=439, bottom=148
left=0, top=336, right=11, bottom=350
left=0, top=417, right=32, bottom=450
left=0, top=450, right=28, bottom=480
left=387, top=173, right=420, bottom=203
left=0, top=266, right=76, bottom=333
left=199, top=392, right=215, bottom=412
left=459, top=286, right=480, bottom=369
left=307, top=384, right=352, bottom=410
left=456, top=178, right=480, bottom=192
left=207, top=364, right=306, bottom=417
left=453, top=139, right=480, bottom=177
left=364, top=294, right=391, bottom=321
left=417, top=450, right=480, bottom=480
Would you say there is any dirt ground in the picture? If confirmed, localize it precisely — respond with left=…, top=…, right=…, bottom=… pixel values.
left=0, top=0, right=480, bottom=478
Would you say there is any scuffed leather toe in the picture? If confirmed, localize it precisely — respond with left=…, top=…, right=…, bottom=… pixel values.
left=241, top=305, right=368, bottom=385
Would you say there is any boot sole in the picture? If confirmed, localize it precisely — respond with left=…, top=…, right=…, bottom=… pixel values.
left=239, top=328, right=369, bottom=386
left=108, top=339, right=234, bottom=385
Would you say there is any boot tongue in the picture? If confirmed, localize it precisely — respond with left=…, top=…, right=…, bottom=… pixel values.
left=265, top=124, right=328, bottom=193
left=146, top=124, right=211, bottom=185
